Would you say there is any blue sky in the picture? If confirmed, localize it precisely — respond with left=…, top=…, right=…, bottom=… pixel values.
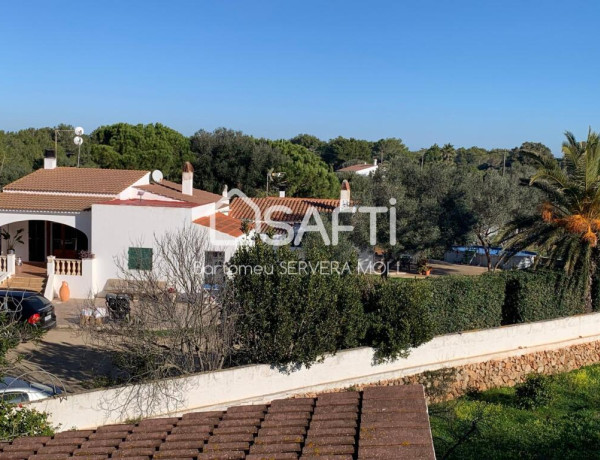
left=1, top=0, right=599, bottom=154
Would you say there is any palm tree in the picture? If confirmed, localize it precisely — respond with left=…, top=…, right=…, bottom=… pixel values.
left=503, top=129, right=600, bottom=312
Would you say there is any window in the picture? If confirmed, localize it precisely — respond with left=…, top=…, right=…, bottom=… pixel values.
left=128, top=247, right=153, bottom=271
left=2, top=392, right=29, bottom=404
left=204, top=251, right=225, bottom=285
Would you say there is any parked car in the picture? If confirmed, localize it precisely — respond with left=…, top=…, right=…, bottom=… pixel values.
left=0, top=377, right=61, bottom=404
left=0, top=290, right=57, bottom=330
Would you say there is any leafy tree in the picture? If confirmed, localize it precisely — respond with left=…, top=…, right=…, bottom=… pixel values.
left=270, top=140, right=339, bottom=198
left=373, top=137, right=409, bottom=162
left=90, top=123, right=192, bottom=179
left=503, top=130, right=600, bottom=311
left=289, top=133, right=324, bottom=152
left=191, top=128, right=285, bottom=196
left=321, top=136, right=373, bottom=167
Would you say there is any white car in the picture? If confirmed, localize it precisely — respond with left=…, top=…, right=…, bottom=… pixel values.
left=0, top=377, right=61, bottom=404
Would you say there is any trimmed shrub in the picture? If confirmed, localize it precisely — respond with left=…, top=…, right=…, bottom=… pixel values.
left=501, top=270, right=586, bottom=324
left=427, top=274, right=506, bottom=335
left=364, top=278, right=435, bottom=362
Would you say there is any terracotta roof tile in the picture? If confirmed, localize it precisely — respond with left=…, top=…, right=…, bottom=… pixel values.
left=0, top=193, right=110, bottom=212
left=2, top=385, right=434, bottom=460
left=137, top=181, right=223, bottom=207
left=194, top=213, right=247, bottom=238
left=229, top=197, right=341, bottom=223
left=4, top=167, right=148, bottom=194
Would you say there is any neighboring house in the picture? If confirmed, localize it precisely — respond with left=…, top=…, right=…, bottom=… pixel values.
left=336, top=159, right=379, bottom=176
left=0, top=150, right=250, bottom=299
left=229, top=180, right=352, bottom=242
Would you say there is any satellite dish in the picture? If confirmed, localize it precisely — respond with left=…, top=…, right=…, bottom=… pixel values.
left=74, top=127, right=84, bottom=136
left=73, top=136, right=83, bottom=146
left=151, top=170, right=164, bottom=183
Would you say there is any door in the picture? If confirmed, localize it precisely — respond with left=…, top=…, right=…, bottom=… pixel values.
left=28, top=221, right=46, bottom=262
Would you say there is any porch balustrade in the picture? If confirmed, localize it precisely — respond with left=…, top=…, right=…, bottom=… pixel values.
left=54, top=258, right=83, bottom=276
left=0, top=256, right=6, bottom=272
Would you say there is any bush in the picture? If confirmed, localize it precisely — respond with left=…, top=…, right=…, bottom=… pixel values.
left=515, top=373, right=554, bottom=409
left=229, top=239, right=367, bottom=368
left=0, top=400, right=54, bottom=441
left=501, top=270, right=586, bottom=324
left=427, top=274, right=506, bottom=335
left=364, top=278, right=434, bottom=362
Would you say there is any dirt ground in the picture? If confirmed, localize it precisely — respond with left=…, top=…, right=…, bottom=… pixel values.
left=388, top=259, right=491, bottom=279
left=8, top=298, right=113, bottom=393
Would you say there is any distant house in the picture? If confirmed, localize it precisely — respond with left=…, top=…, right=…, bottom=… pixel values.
left=229, top=180, right=352, bottom=242
left=336, top=159, right=379, bottom=176
left=0, top=150, right=251, bottom=299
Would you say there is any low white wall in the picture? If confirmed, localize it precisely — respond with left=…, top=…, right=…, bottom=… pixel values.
left=28, top=312, right=600, bottom=430
left=50, top=259, right=96, bottom=300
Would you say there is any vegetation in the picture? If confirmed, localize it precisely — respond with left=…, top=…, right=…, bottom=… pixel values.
left=229, top=240, right=587, bottom=367
left=0, top=400, right=54, bottom=441
left=431, top=365, right=600, bottom=459
left=0, top=303, right=55, bottom=440
left=504, top=130, right=600, bottom=311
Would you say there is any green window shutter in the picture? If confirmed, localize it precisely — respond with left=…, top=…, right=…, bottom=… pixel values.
left=128, top=247, right=153, bottom=270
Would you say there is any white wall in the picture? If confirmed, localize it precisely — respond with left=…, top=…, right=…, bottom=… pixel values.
left=27, top=312, right=600, bottom=430
left=91, top=204, right=193, bottom=291
left=0, top=221, right=29, bottom=261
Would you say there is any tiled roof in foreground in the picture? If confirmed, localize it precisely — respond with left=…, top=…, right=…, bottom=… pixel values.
left=0, top=385, right=435, bottom=459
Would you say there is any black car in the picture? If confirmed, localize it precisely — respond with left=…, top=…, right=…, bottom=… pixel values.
left=0, top=290, right=57, bottom=330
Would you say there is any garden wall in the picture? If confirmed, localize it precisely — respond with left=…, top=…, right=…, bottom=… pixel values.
left=27, top=312, right=600, bottom=430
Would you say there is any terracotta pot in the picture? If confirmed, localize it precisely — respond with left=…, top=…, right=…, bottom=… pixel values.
left=59, top=281, right=70, bottom=302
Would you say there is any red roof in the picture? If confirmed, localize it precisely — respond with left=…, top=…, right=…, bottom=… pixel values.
left=2, top=385, right=435, bottom=459
left=230, top=197, right=341, bottom=223
left=137, top=181, right=223, bottom=207
left=194, top=213, right=247, bottom=237
left=3, top=167, right=148, bottom=194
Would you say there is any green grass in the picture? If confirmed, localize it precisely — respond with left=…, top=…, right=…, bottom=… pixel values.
left=430, top=364, right=600, bottom=459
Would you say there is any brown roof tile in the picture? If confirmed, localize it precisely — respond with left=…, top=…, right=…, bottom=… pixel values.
left=0, top=193, right=109, bottom=212
left=4, top=167, right=148, bottom=194
left=229, top=197, right=341, bottom=223
left=2, top=384, right=434, bottom=460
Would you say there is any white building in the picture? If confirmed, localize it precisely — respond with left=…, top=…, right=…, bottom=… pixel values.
left=0, top=151, right=251, bottom=299
left=336, top=159, right=379, bottom=176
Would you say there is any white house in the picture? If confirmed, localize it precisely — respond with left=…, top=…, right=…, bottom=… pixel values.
left=0, top=150, right=251, bottom=299
left=336, top=159, right=379, bottom=176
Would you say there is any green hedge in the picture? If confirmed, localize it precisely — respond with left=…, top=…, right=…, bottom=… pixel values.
left=427, top=274, right=506, bottom=335
left=386, top=269, right=586, bottom=336
left=501, top=270, right=586, bottom=324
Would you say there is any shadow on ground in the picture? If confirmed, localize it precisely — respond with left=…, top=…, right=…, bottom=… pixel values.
left=10, top=332, right=113, bottom=393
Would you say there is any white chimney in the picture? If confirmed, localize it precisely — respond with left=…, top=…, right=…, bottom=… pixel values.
left=279, top=188, right=286, bottom=198
left=182, top=162, right=194, bottom=196
left=44, top=149, right=57, bottom=170
left=340, top=180, right=351, bottom=209
left=374, top=159, right=378, bottom=166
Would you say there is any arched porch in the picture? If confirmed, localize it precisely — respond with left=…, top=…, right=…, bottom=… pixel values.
left=1, top=220, right=89, bottom=264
